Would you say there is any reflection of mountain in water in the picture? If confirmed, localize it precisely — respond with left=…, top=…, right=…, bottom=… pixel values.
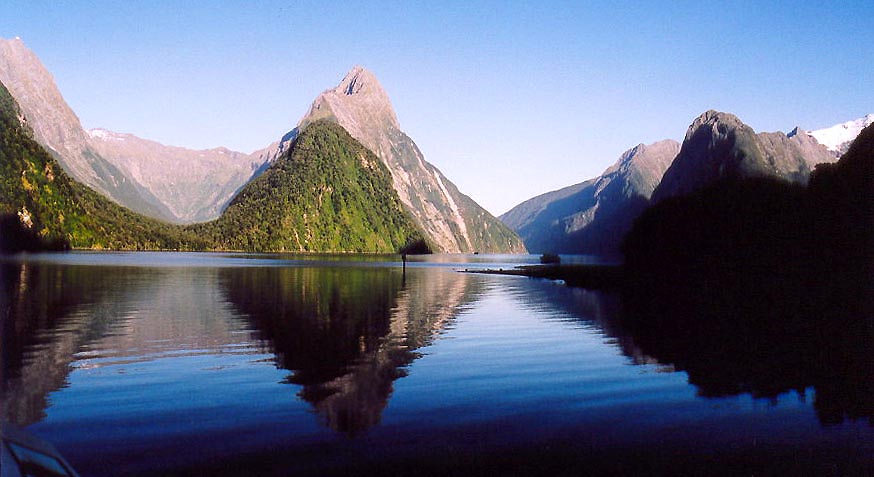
left=619, top=125, right=873, bottom=426
left=0, top=263, right=254, bottom=426
left=0, top=262, right=131, bottom=425
left=503, top=250, right=872, bottom=426
left=220, top=266, right=480, bottom=435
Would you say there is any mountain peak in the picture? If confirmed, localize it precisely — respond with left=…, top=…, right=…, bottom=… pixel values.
left=686, top=110, right=745, bottom=135
left=299, top=66, right=400, bottom=143
left=335, top=65, right=381, bottom=96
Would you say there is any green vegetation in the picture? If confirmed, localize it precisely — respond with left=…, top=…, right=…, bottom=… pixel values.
left=1, top=83, right=424, bottom=254
left=0, top=81, right=209, bottom=251
left=191, top=119, right=426, bottom=253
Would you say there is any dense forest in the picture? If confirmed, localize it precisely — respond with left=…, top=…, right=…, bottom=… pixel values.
left=191, top=120, right=426, bottom=253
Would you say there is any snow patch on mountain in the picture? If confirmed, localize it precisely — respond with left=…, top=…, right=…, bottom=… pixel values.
left=809, top=114, right=874, bottom=152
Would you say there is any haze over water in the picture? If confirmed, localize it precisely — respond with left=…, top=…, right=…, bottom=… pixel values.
left=1, top=252, right=872, bottom=476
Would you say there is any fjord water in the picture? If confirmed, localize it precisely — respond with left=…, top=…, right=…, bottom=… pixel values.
left=1, top=253, right=872, bottom=475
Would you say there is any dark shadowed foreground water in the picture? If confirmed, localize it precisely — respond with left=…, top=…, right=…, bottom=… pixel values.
left=1, top=252, right=872, bottom=476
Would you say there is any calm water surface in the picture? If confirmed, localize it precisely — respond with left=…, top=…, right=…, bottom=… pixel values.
left=1, top=252, right=871, bottom=475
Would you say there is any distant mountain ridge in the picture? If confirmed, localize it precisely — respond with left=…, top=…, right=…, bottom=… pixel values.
left=0, top=77, right=423, bottom=253
left=503, top=110, right=854, bottom=255
left=0, top=78, right=210, bottom=251
left=501, top=139, right=679, bottom=254
left=651, top=110, right=835, bottom=202
left=0, top=37, right=178, bottom=221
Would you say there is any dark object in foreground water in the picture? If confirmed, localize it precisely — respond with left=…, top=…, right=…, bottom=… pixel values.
left=1, top=421, right=80, bottom=477
left=466, top=264, right=623, bottom=290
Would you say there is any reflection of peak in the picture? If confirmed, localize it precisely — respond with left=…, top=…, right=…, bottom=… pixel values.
left=219, top=266, right=481, bottom=435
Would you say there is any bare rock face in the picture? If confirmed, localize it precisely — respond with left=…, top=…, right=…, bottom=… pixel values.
left=501, top=140, right=679, bottom=254
left=86, top=129, right=268, bottom=222
left=291, top=66, right=525, bottom=253
left=0, top=37, right=278, bottom=223
left=0, top=37, right=176, bottom=221
left=652, top=110, right=837, bottom=202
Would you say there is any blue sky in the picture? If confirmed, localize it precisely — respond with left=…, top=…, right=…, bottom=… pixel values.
left=2, top=1, right=871, bottom=215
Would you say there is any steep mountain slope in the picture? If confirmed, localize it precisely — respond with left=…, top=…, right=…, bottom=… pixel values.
left=194, top=120, right=424, bottom=253
left=808, top=113, right=874, bottom=155
left=501, top=140, right=679, bottom=254
left=0, top=37, right=176, bottom=221
left=652, top=110, right=835, bottom=202
left=284, top=66, right=525, bottom=254
left=0, top=80, right=209, bottom=251
left=0, top=37, right=276, bottom=224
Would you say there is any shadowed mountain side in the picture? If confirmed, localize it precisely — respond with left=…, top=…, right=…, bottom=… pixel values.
left=620, top=124, right=874, bottom=425
left=190, top=120, right=425, bottom=253
left=501, top=140, right=678, bottom=254
left=219, top=266, right=481, bottom=435
left=652, top=111, right=835, bottom=202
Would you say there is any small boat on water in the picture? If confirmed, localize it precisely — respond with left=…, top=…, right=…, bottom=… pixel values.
left=1, top=422, right=80, bottom=477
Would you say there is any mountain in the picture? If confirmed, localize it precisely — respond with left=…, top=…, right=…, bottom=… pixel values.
left=500, top=139, right=679, bottom=254
left=0, top=37, right=274, bottom=224
left=285, top=66, right=525, bottom=254
left=620, top=125, right=874, bottom=421
left=0, top=79, right=209, bottom=251
left=652, top=110, right=836, bottom=202
left=193, top=119, right=424, bottom=253
left=808, top=113, right=874, bottom=156
left=0, top=37, right=178, bottom=221
left=86, top=129, right=270, bottom=222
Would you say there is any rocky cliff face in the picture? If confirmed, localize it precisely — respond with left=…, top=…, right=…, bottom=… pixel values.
left=652, top=110, right=836, bottom=202
left=0, top=37, right=275, bottom=224
left=0, top=37, right=178, bottom=221
left=501, top=140, right=679, bottom=254
left=289, top=66, right=525, bottom=253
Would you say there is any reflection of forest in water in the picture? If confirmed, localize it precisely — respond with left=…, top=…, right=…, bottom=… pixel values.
left=513, top=272, right=874, bottom=426
left=2, top=253, right=871, bottom=437
left=219, top=266, right=482, bottom=434
left=0, top=260, right=482, bottom=434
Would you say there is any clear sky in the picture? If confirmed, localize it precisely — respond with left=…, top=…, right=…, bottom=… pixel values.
left=1, top=1, right=872, bottom=215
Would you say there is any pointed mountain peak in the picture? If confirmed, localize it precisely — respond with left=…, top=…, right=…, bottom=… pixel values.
left=299, top=66, right=400, bottom=138
left=0, top=36, right=38, bottom=62
left=335, top=65, right=382, bottom=96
